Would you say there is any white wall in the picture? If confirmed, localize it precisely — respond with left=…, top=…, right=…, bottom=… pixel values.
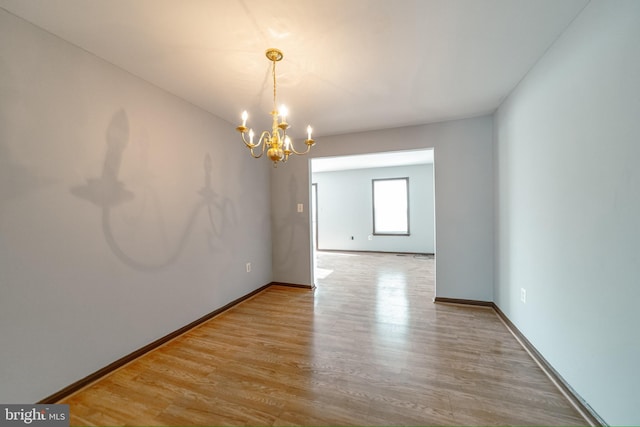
left=0, top=10, right=272, bottom=403
left=493, top=1, right=640, bottom=424
left=272, top=116, right=494, bottom=300
left=312, top=164, right=434, bottom=253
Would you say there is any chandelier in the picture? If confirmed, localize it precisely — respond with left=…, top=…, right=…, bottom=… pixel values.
left=236, top=48, right=315, bottom=166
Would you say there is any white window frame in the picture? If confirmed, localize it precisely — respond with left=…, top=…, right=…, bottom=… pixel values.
left=372, top=177, right=410, bottom=236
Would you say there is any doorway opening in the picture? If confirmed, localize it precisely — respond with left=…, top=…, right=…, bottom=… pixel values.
left=309, top=148, right=435, bottom=297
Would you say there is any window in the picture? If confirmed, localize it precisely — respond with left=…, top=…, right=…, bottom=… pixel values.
left=372, top=178, right=409, bottom=235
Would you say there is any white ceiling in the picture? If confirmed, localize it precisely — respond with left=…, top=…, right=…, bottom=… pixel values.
left=312, top=149, right=433, bottom=173
left=0, top=0, right=588, bottom=140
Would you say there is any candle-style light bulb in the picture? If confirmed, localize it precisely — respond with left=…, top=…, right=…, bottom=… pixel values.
left=249, top=128, right=254, bottom=144
left=280, top=105, right=288, bottom=123
left=307, top=125, right=313, bottom=140
left=284, top=136, right=292, bottom=151
left=241, top=111, right=248, bottom=127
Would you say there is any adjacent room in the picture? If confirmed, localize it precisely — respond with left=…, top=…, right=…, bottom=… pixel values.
left=310, top=149, right=434, bottom=290
left=1, top=0, right=638, bottom=425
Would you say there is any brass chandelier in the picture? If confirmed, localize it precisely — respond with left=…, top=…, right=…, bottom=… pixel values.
left=236, top=48, right=315, bottom=166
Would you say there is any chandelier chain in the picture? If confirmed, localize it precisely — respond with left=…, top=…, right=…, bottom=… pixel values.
left=272, top=60, right=277, bottom=111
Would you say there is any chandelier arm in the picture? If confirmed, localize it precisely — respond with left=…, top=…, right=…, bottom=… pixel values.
left=252, top=131, right=274, bottom=158
left=240, top=131, right=258, bottom=148
left=239, top=131, right=268, bottom=158
left=240, top=130, right=272, bottom=149
left=249, top=147, right=265, bottom=159
left=259, top=130, right=272, bottom=144
left=274, top=127, right=284, bottom=142
left=287, top=139, right=313, bottom=156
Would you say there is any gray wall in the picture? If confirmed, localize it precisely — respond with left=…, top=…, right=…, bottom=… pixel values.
left=493, top=1, right=640, bottom=424
left=272, top=116, right=494, bottom=300
left=312, top=164, right=434, bottom=253
left=0, top=10, right=272, bottom=403
left=11, top=1, right=633, bottom=421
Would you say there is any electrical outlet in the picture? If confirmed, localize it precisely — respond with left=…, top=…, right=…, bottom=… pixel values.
left=246, top=262, right=251, bottom=273
left=297, top=203, right=304, bottom=213
left=520, top=288, right=526, bottom=303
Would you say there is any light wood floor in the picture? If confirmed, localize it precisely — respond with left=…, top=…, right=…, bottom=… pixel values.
left=61, top=251, right=587, bottom=426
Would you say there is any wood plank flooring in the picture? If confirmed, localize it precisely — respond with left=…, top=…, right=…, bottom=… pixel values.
left=60, top=251, right=587, bottom=425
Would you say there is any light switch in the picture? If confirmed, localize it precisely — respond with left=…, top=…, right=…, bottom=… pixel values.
left=297, top=203, right=304, bottom=213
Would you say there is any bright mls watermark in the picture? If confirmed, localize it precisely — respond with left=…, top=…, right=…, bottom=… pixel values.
left=0, top=405, right=68, bottom=427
